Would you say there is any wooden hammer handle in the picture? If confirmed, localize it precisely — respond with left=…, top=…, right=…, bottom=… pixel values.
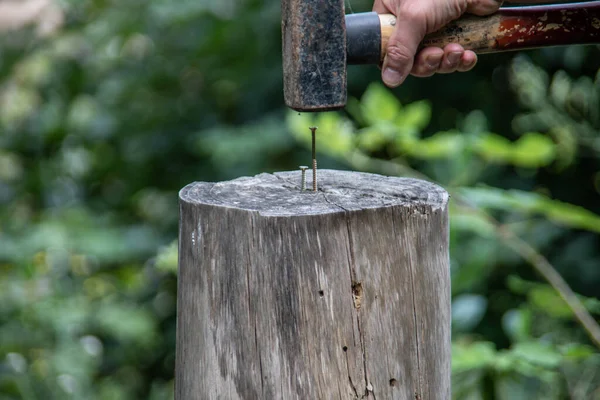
left=379, top=2, right=600, bottom=59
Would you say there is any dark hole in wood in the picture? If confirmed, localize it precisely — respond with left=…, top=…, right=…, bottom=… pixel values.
left=318, top=290, right=324, bottom=297
left=390, top=378, right=397, bottom=387
left=342, top=346, right=348, bottom=352
left=352, top=281, right=363, bottom=309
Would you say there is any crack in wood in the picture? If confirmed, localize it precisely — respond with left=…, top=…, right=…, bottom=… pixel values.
left=344, top=216, right=371, bottom=399
left=403, top=209, right=423, bottom=400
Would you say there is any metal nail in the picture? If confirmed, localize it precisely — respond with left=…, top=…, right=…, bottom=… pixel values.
left=309, top=127, right=317, bottom=192
left=299, top=166, right=309, bottom=191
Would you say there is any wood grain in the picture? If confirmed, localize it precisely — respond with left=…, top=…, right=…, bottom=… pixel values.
left=176, top=170, right=450, bottom=399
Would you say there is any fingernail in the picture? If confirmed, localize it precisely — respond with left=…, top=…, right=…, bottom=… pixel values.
left=383, top=67, right=403, bottom=87
left=448, top=52, right=462, bottom=65
left=464, top=57, right=476, bottom=67
left=425, top=53, right=443, bottom=69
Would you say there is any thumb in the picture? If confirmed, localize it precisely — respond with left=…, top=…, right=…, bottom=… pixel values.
left=381, top=7, right=427, bottom=88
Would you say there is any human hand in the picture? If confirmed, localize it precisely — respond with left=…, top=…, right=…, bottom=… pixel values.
left=373, top=0, right=503, bottom=87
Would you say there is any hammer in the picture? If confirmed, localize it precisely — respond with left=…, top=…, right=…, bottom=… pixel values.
left=282, top=0, right=600, bottom=112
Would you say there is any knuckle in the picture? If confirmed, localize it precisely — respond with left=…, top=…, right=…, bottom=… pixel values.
left=468, top=0, right=502, bottom=16
left=386, top=42, right=414, bottom=65
left=399, top=7, right=426, bottom=23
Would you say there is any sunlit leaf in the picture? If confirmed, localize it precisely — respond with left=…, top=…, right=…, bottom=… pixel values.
left=155, top=241, right=178, bottom=274
left=473, top=132, right=555, bottom=168
left=356, top=126, right=388, bottom=151
left=449, top=205, right=495, bottom=237
left=360, top=82, right=401, bottom=124
left=460, top=186, right=600, bottom=234
left=452, top=341, right=497, bottom=373
left=396, top=100, right=431, bottom=131
left=404, top=131, right=464, bottom=159
left=286, top=110, right=354, bottom=157
left=345, top=96, right=367, bottom=127
left=511, top=133, right=556, bottom=168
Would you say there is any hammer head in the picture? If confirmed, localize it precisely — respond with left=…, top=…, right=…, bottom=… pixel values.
left=282, top=0, right=347, bottom=112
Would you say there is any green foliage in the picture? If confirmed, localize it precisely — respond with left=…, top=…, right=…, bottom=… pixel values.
left=461, top=187, right=600, bottom=234
left=474, top=132, right=556, bottom=168
left=0, top=0, right=284, bottom=398
left=1, top=1, right=599, bottom=399
left=507, top=276, right=600, bottom=319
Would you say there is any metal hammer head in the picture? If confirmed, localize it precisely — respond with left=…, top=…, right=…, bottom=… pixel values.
left=282, top=0, right=347, bottom=112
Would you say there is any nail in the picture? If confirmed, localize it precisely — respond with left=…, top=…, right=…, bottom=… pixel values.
left=425, top=53, right=443, bottom=69
left=382, top=67, right=403, bottom=87
left=447, top=51, right=462, bottom=65
left=309, top=127, right=318, bottom=192
left=299, top=166, right=308, bottom=191
left=463, top=57, right=476, bottom=67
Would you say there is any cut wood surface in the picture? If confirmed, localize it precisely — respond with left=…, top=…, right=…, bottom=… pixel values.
left=176, top=170, right=451, bottom=399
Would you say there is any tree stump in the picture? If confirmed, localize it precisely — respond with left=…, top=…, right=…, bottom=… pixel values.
left=176, top=169, right=450, bottom=399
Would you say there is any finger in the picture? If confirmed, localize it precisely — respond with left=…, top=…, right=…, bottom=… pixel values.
left=381, top=7, right=427, bottom=87
left=437, top=43, right=465, bottom=74
left=372, top=1, right=391, bottom=14
left=411, top=47, right=444, bottom=77
left=467, top=0, right=503, bottom=16
left=457, top=51, right=477, bottom=72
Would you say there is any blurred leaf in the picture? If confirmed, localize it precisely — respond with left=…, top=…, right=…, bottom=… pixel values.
left=14, top=51, right=53, bottom=87
left=494, top=372, right=559, bottom=400
left=286, top=111, right=354, bottom=157
left=452, top=341, right=497, bottom=373
left=0, top=84, right=40, bottom=128
left=460, top=187, right=600, bottom=234
left=450, top=204, right=496, bottom=237
left=502, top=308, right=532, bottom=343
left=396, top=100, right=431, bottom=131
left=560, top=343, right=596, bottom=361
left=155, top=241, right=178, bottom=274
left=511, top=133, right=556, bottom=168
left=404, top=131, right=464, bottom=159
left=529, top=286, right=573, bottom=319
left=360, top=82, right=401, bottom=125
left=473, top=132, right=556, bottom=168
left=461, top=110, right=489, bottom=135
left=452, top=294, right=488, bottom=332
left=549, top=70, right=572, bottom=110
left=356, top=126, right=389, bottom=152
left=510, top=55, right=550, bottom=108
left=511, top=342, right=562, bottom=369
left=96, top=303, right=157, bottom=345
left=507, top=275, right=600, bottom=319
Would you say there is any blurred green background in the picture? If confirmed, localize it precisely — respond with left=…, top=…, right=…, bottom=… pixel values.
left=1, top=0, right=600, bottom=399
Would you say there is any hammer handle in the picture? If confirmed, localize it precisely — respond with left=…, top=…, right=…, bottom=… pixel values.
left=378, top=1, right=600, bottom=60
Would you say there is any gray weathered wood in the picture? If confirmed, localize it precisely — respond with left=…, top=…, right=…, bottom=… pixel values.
left=176, top=169, right=450, bottom=399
